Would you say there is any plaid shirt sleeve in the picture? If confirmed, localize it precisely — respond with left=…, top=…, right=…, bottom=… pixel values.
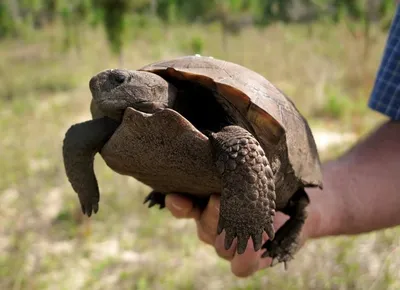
left=368, top=6, right=400, bottom=120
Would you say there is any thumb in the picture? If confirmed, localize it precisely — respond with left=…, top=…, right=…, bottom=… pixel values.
left=165, top=193, right=201, bottom=219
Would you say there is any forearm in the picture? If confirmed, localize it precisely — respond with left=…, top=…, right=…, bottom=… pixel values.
left=306, top=120, right=400, bottom=239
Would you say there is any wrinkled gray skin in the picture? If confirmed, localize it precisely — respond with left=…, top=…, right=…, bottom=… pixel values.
left=63, top=68, right=311, bottom=268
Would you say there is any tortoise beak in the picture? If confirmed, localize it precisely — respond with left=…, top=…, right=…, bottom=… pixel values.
left=89, top=69, right=113, bottom=96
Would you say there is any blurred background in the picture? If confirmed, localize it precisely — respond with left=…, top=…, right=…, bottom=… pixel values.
left=0, top=0, right=399, bottom=289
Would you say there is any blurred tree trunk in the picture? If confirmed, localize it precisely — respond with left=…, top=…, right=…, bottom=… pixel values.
left=221, top=23, right=228, bottom=54
left=363, top=0, right=379, bottom=64
left=150, top=0, right=157, bottom=16
left=7, top=0, right=21, bottom=27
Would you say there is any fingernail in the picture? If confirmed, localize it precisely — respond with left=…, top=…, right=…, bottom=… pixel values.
left=209, top=195, right=220, bottom=213
left=171, top=202, right=183, bottom=211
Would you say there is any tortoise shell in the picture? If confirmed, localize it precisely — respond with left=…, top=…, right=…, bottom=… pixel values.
left=139, top=55, right=322, bottom=188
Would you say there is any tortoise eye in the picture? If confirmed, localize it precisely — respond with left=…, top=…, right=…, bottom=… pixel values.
left=114, top=74, right=126, bottom=84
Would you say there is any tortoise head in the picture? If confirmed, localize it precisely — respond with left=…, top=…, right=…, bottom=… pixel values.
left=89, top=69, right=177, bottom=121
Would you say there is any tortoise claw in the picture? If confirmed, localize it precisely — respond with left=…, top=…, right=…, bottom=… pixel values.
left=143, top=191, right=166, bottom=209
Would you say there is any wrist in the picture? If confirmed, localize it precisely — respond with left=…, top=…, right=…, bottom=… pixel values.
left=304, top=160, right=346, bottom=240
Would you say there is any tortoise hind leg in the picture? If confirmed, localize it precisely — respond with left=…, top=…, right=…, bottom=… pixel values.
left=208, top=125, right=276, bottom=254
left=262, top=188, right=309, bottom=268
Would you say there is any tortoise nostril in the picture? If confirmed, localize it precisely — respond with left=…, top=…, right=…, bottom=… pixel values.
left=114, top=74, right=126, bottom=84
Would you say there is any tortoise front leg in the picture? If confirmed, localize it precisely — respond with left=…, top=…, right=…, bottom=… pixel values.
left=143, top=190, right=166, bottom=209
left=63, top=117, right=119, bottom=217
left=144, top=191, right=210, bottom=211
left=208, top=125, right=276, bottom=254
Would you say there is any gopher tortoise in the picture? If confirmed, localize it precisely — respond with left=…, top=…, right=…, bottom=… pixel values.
left=63, top=55, right=323, bottom=267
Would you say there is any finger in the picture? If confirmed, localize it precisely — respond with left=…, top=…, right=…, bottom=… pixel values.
left=196, top=220, right=214, bottom=245
left=257, top=232, right=273, bottom=269
left=196, top=195, right=221, bottom=243
left=230, top=238, right=260, bottom=278
left=258, top=252, right=273, bottom=270
left=257, top=215, right=296, bottom=270
left=258, top=212, right=290, bottom=270
left=198, top=195, right=220, bottom=234
left=214, top=231, right=237, bottom=260
left=274, top=211, right=289, bottom=228
left=165, top=193, right=201, bottom=219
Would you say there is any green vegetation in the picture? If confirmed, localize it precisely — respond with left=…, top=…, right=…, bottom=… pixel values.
left=1, top=1, right=399, bottom=289
left=1, top=0, right=396, bottom=60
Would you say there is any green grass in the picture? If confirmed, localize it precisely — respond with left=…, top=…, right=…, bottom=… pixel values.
left=0, top=21, right=398, bottom=290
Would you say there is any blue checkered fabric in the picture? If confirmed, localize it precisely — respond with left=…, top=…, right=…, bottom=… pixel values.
left=368, top=6, right=400, bottom=120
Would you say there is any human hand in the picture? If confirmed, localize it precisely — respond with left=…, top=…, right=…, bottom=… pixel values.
left=165, top=193, right=317, bottom=277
